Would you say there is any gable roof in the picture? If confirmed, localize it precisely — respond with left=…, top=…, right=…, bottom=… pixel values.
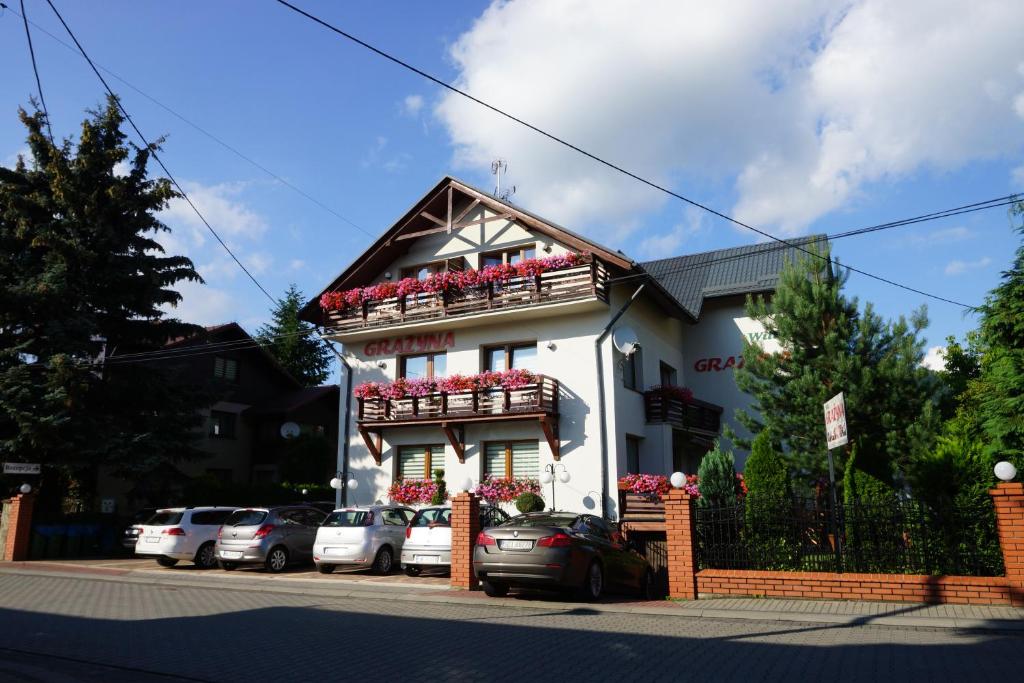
left=641, top=235, right=828, bottom=319
left=161, top=322, right=303, bottom=390
left=299, top=176, right=638, bottom=323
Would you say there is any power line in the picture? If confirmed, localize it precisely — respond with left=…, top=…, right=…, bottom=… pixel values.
left=17, top=0, right=54, bottom=143
left=44, top=0, right=277, bottom=304
left=273, top=0, right=975, bottom=309
left=6, top=3, right=374, bottom=240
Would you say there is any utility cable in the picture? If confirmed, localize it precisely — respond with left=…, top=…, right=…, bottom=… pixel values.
left=17, top=0, right=54, bottom=143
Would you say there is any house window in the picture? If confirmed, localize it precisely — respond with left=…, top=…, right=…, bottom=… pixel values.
left=213, top=356, right=238, bottom=382
left=625, top=435, right=642, bottom=474
left=659, top=361, right=677, bottom=387
left=483, top=343, right=537, bottom=372
left=397, top=444, right=444, bottom=480
left=400, top=261, right=446, bottom=281
left=622, top=347, right=643, bottom=391
left=400, top=352, right=446, bottom=380
left=209, top=411, right=236, bottom=439
left=483, top=441, right=539, bottom=479
left=480, top=245, right=537, bottom=267
left=205, top=468, right=233, bottom=485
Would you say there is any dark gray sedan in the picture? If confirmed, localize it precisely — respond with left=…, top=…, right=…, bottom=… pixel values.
left=473, top=512, right=653, bottom=600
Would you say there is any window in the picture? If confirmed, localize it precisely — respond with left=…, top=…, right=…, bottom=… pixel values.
left=483, top=343, right=537, bottom=372
left=480, top=245, right=537, bottom=267
left=400, top=261, right=446, bottom=281
left=209, top=411, right=236, bottom=439
left=381, top=509, right=408, bottom=526
left=411, top=508, right=451, bottom=527
left=213, top=356, right=238, bottom=382
left=625, top=435, right=642, bottom=474
left=622, top=347, right=643, bottom=391
left=483, top=441, right=539, bottom=479
left=659, top=361, right=678, bottom=387
left=398, top=444, right=445, bottom=480
left=400, top=352, right=446, bottom=380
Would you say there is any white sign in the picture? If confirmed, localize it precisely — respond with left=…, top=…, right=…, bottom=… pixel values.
left=101, top=498, right=116, bottom=514
left=3, top=463, right=40, bottom=475
left=823, top=392, right=848, bottom=450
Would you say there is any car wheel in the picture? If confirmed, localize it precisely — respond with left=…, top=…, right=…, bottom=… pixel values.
left=372, top=546, right=393, bottom=574
left=577, top=561, right=603, bottom=602
left=156, top=557, right=179, bottom=568
left=218, top=561, right=237, bottom=571
left=404, top=565, right=421, bottom=577
left=194, top=542, right=217, bottom=570
left=265, top=546, right=289, bottom=573
left=317, top=563, right=335, bottom=574
left=482, top=580, right=509, bottom=598
left=639, top=569, right=655, bottom=600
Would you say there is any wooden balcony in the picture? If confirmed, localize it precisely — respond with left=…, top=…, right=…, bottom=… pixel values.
left=326, top=257, right=608, bottom=333
left=617, top=483, right=666, bottom=531
left=356, top=376, right=560, bottom=465
left=643, top=390, right=723, bottom=436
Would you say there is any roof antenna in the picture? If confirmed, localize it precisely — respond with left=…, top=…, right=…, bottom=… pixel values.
left=491, top=158, right=515, bottom=202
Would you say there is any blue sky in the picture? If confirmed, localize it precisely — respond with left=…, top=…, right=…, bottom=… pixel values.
left=3, top=1, right=1023, bottom=373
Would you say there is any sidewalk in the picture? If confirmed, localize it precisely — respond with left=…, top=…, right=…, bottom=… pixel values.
left=3, top=559, right=1022, bottom=631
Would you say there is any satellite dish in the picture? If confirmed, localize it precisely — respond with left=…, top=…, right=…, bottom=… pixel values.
left=612, top=326, right=640, bottom=356
left=279, top=422, right=301, bottom=440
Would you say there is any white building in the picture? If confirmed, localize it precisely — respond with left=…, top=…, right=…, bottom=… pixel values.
left=302, top=177, right=822, bottom=519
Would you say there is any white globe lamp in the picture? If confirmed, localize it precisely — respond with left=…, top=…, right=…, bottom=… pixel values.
left=461, top=477, right=474, bottom=493
left=347, top=478, right=359, bottom=490
left=557, top=471, right=571, bottom=484
left=994, top=461, right=1018, bottom=482
left=329, top=477, right=342, bottom=490
left=19, top=483, right=32, bottom=495
left=540, top=471, right=554, bottom=485
left=670, top=472, right=687, bottom=489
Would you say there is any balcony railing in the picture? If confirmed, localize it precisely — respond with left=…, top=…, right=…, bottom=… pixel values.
left=358, top=376, right=559, bottom=425
left=326, top=256, right=608, bottom=332
left=644, top=390, right=722, bottom=435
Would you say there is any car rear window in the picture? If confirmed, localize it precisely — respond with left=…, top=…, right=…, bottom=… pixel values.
left=225, top=509, right=268, bottom=527
left=323, top=510, right=371, bottom=527
left=190, top=510, right=234, bottom=526
left=146, top=511, right=183, bottom=526
left=411, top=508, right=451, bottom=527
left=500, top=513, right=578, bottom=528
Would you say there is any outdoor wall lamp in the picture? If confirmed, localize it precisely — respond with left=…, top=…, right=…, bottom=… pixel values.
left=330, top=476, right=359, bottom=491
left=995, top=461, right=1017, bottom=482
left=540, top=464, right=571, bottom=511
left=377, top=361, right=387, bottom=369
left=19, top=483, right=31, bottom=495
left=459, top=477, right=474, bottom=494
left=670, top=471, right=687, bottom=489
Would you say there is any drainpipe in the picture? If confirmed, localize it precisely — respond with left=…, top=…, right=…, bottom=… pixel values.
left=319, top=333, right=352, bottom=509
left=595, top=282, right=646, bottom=520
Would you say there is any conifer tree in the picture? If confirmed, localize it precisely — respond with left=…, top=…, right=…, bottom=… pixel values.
left=256, top=284, right=333, bottom=387
left=697, top=443, right=737, bottom=507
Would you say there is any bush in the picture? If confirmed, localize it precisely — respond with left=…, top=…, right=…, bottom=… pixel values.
left=741, top=432, right=794, bottom=566
left=743, top=431, right=789, bottom=504
left=697, top=442, right=737, bottom=507
left=515, top=491, right=545, bottom=513
left=429, top=469, right=448, bottom=506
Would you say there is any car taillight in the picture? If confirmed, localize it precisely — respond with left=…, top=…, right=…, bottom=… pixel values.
left=476, top=532, right=496, bottom=546
left=217, top=527, right=223, bottom=539
left=537, top=533, right=572, bottom=547
left=405, top=526, right=412, bottom=539
left=162, top=528, right=186, bottom=536
left=253, top=524, right=275, bottom=539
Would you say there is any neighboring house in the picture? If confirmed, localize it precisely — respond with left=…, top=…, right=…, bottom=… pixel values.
left=300, top=176, right=820, bottom=519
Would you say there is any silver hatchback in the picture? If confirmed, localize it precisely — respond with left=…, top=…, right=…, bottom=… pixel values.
left=215, top=506, right=327, bottom=573
left=313, top=506, right=414, bottom=574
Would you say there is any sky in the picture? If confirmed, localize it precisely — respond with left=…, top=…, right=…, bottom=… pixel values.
left=2, top=0, right=1023, bottom=375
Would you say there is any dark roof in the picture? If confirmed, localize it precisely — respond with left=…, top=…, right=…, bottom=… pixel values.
left=246, top=385, right=340, bottom=417
left=641, top=235, right=828, bottom=319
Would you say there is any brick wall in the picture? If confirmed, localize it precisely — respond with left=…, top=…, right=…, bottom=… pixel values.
left=990, top=481, right=1024, bottom=607
left=1, top=493, right=35, bottom=562
left=450, top=492, right=481, bottom=591
left=664, top=489, right=698, bottom=600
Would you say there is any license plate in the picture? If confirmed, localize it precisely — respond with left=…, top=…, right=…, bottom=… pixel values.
left=414, top=555, right=439, bottom=564
left=144, top=537, right=160, bottom=543
left=326, top=547, right=348, bottom=556
left=220, top=550, right=243, bottom=559
left=499, top=540, right=533, bottom=551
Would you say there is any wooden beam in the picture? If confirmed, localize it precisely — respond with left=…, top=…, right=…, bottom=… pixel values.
left=451, top=198, right=481, bottom=226
left=358, top=426, right=382, bottom=466
left=396, top=211, right=515, bottom=241
left=540, top=417, right=560, bottom=461
left=451, top=212, right=513, bottom=230
left=446, top=186, right=453, bottom=234
left=395, top=225, right=453, bottom=241
left=441, top=423, right=465, bottom=463
left=420, top=211, right=447, bottom=228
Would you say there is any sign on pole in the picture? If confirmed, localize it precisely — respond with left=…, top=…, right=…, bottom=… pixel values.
left=823, top=392, right=848, bottom=450
left=3, top=462, right=41, bottom=475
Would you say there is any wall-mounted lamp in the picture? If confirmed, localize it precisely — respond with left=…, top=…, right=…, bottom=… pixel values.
left=377, top=360, right=387, bottom=369
left=542, top=243, right=553, bottom=253
left=384, top=271, right=393, bottom=280
left=546, top=341, right=557, bottom=351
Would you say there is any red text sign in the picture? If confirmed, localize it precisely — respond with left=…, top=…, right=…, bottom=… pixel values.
left=693, top=356, right=745, bottom=372
left=363, top=332, right=455, bottom=357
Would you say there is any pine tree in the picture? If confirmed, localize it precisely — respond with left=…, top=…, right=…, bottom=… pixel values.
left=256, top=284, right=333, bottom=387
left=697, top=443, right=737, bottom=507
left=0, top=99, right=208, bottom=500
left=743, top=431, right=789, bottom=504
left=732, top=243, right=938, bottom=489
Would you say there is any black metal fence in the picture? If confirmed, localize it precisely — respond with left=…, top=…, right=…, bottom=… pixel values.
left=695, top=496, right=1004, bottom=577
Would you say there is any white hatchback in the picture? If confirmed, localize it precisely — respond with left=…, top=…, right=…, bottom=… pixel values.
left=313, top=506, right=414, bottom=574
left=401, top=505, right=510, bottom=576
left=135, top=507, right=237, bottom=569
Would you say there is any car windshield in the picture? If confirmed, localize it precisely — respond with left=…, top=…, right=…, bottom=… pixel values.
left=323, top=510, right=370, bottom=527
left=146, top=511, right=183, bottom=526
left=411, top=508, right=450, bottom=527
left=225, top=510, right=268, bottom=527
left=500, top=513, right=578, bottom=528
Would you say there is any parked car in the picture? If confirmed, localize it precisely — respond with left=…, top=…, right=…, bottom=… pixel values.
left=121, top=507, right=157, bottom=550
left=215, top=506, right=327, bottom=573
left=401, top=505, right=510, bottom=576
left=312, top=506, right=415, bottom=574
left=134, top=507, right=237, bottom=569
left=473, top=512, right=654, bottom=600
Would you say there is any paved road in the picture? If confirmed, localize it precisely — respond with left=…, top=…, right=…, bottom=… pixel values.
left=0, top=573, right=1021, bottom=682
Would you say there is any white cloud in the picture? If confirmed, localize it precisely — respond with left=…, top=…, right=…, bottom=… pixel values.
left=289, top=259, right=306, bottom=271
left=944, top=256, right=992, bottom=275
left=162, top=280, right=235, bottom=327
left=921, top=345, right=946, bottom=371
left=437, top=0, right=1024, bottom=241
left=2, top=147, right=30, bottom=169
left=161, top=181, right=267, bottom=241
left=907, top=226, right=974, bottom=246
left=403, top=94, right=425, bottom=116
left=1013, top=164, right=1024, bottom=189
left=636, top=206, right=706, bottom=259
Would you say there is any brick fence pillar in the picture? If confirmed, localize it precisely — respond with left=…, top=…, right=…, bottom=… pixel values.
left=990, top=481, right=1024, bottom=607
left=664, top=488, right=699, bottom=600
left=450, top=491, right=481, bottom=591
left=2, top=493, right=36, bottom=562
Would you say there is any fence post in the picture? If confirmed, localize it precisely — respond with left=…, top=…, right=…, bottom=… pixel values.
left=450, top=491, right=481, bottom=591
left=665, top=488, right=699, bottom=600
left=990, top=481, right=1024, bottom=607
left=2, top=493, right=36, bottom=562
